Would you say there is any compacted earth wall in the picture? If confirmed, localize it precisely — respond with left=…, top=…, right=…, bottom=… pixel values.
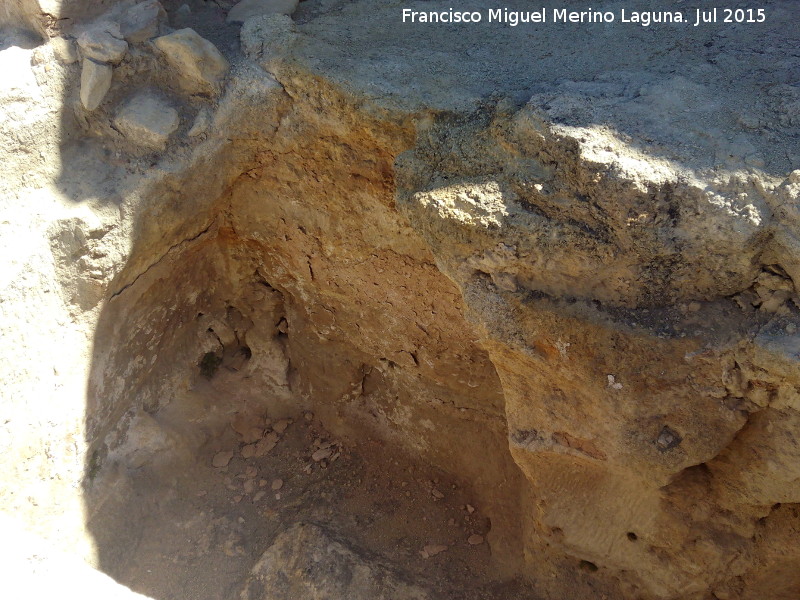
left=1, top=1, right=799, bottom=599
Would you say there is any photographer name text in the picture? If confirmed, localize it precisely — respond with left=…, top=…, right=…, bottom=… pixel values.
left=401, top=7, right=767, bottom=27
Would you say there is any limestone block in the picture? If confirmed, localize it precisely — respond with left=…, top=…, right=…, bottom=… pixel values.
left=77, top=22, right=128, bottom=64
left=79, top=58, right=112, bottom=111
left=113, top=92, right=179, bottom=150
left=153, top=28, right=229, bottom=94
left=119, top=0, right=166, bottom=43
left=226, top=0, right=299, bottom=24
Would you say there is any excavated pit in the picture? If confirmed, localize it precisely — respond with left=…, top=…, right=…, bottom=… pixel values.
left=2, top=1, right=800, bottom=599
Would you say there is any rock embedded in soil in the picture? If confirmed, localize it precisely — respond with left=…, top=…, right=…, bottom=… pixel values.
left=212, top=450, right=234, bottom=468
left=77, top=22, right=128, bottom=64
left=113, top=92, right=179, bottom=150
left=119, top=0, right=166, bottom=43
left=79, top=59, right=113, bottom=110
left=241, top=523, right=431, bottom=600
left=467, top=535, right=484, bottom=545
left=153, top=28, right=229, bottom=93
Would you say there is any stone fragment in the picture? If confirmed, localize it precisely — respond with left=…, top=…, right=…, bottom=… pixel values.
left=245, top=466, right=258, bottom=478
left=272, top=418, right=290, bottom=433
left=465, top=504, right=475, bottom=514
left=153, top=29, right=229, bottom=93
left=187, top=107, right=212, bottom=137
left=311, top=447, right=332, bottom=462
left=212, top=450, right=234, bottom=467
left=467, top=534, right=484, bottom=545
left=252, top=490, right=265, bottom=502
left=114, top=93, right=179, bottom=150
left=241, top=444, right=256, bottom=458
left=243, top=479, right=255, bottom=494
left=77, top=23, right=128, bottom=64
left=241, top=524, right=430, bottom=600
left=226, top=0, right=299, bottom=24
left=420, top=544, right=447, bottom=559
left=119, top=0, right=166, bottom=43
left=271, top=478, right=283, bottom=490
left=253, top=432, right=278, bottom=456
left=80, top=59, right=112, bottom=111
left=431, top=488, right=444, bottom=499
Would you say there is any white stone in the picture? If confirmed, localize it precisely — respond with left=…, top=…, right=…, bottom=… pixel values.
left=80, top=59, right=112, bottom=111
left=119, top=0, right=166, bottom=43
left=187, top=107, right=212, bottom=137
left=153, top=29, right=229, bottom=93
left=226, top=0, right=299, bottom=24
left=114, top=93, right=179, bottom=150
left=77, top=22, right=128, bottom=64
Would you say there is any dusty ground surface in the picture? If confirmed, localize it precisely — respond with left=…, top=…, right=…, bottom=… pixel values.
left=89, top=403, right=534, bottom=600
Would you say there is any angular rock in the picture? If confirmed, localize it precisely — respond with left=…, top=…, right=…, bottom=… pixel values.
left=226, top=0, right=299, bottom=24
left=113, top=92, right=179, bottom=150
left=240, top=523, right=430, bottom=600
left=153, top=28, right=229, bottom=94
left=77, top=22, right=128, bottom=64
left=212, top=450, right=234, bottom=468
left=119, top=0, right=166, bottom=43
left=79, top=58, right=112, bottom=111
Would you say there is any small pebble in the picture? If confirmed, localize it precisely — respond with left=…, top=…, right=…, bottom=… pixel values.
left=241, top=444, right=256, bottom=459
left=243, top=479, right=255, bottom=494
left=431, top=488, right=444, bottom=499
left=273, top=419, right=291, bottom=434
left=259, top=479, right=268, bottom=487
left=468, top=534, right=484, bottom=545
left=272, top=478, right=284, bottom=490
left=212, top=450, right=234, bottom=468
left=312, top=447, right=333, bottom=462
left=304, top=412, right=314, bottom=421
left=466, top=504, right=475, bottom=514
left=421, top=544, right=448, bottom=559
left=253, top=491, right=266, bottom=502
left=232, top=495, right=242, bottom=503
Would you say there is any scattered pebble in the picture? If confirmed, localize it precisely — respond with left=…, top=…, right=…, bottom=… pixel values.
left=466, top=504, right=475, bottom=514
left=212, top=450, right=234, bottom=468
left=420, top=544, right=448, bottom=559
left=304, top=412, right=314, bottom=421
left=245, top=466, right=258, bottom=478
left=468, top=534, right=484, bottom=545
left=259, top=479, right=268, bottom=487
left=431, top=488, right=444, bottom=499
left=312, top=447, right=333, bottom=462
left=253, top=491, right=265, bottom=502
left=273, top=419, right=291, bottom=434
left=241, top=444, right=256, bottom=459
left=271, top=479, right=283, bottom=491
left=243, top=479, right=256, bottom=494
left=232, top=495, right=242, bottom=504
left=238, top=517, right=245, bottom=524
left=254, top=433, right=278, bottom=457
left=607, top=374, right=623, bottom=390
left=196, top=490, right=207, bottom=497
